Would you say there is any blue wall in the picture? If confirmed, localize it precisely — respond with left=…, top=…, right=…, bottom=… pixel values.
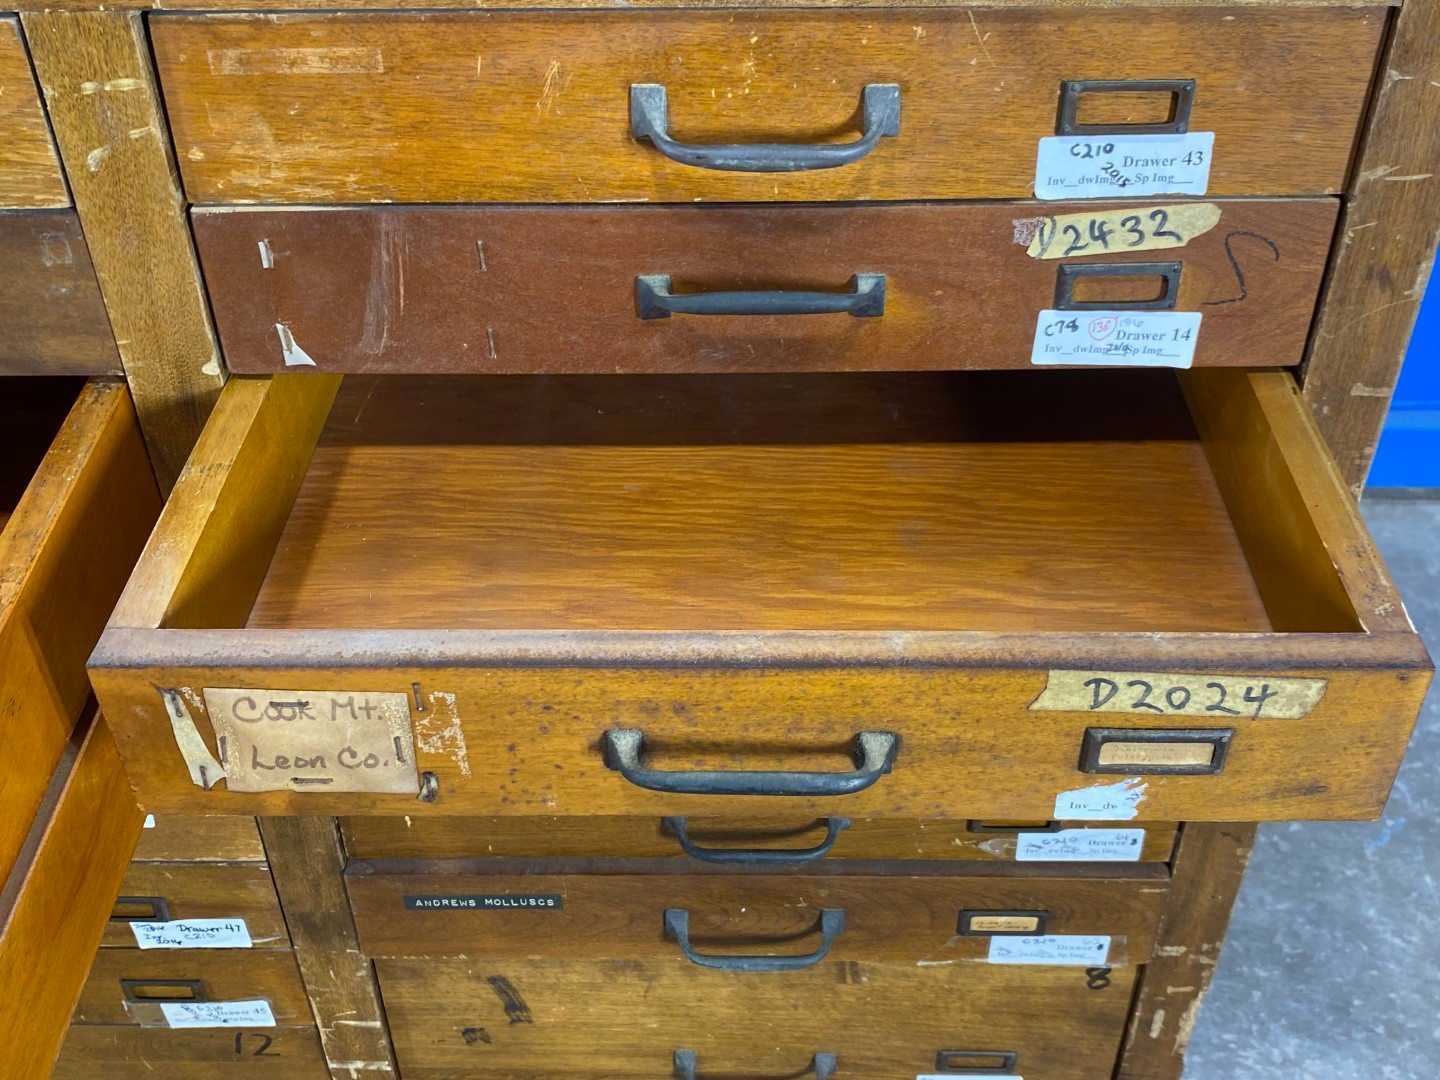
left=1370, top=258, right=1440, bottom=488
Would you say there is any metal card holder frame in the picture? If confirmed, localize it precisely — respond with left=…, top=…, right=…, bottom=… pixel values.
left=1057, top=79, right=1197, bottom=136
left=1055, top=261, right=1183, bottom=311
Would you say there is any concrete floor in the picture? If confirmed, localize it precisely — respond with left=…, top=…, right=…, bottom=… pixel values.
left=1183, top=497, right=1440, bottom=1080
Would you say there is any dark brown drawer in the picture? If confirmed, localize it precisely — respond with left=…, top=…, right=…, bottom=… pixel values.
left=193, top=200, right=1337, bottom=375
left=72, top=950, right=312, bottom=1027
left=377, top=958, right=1136, bottom=1078
left=153, top=9, right=1383, bottom=204
left=102, top=863, right=289, bottom=949
left=341, top=815, right=1177, bottom=864
left=133, top=815, right=266, bottom=862
left=53, top=1025, right=329, bottom=1079
left=347, top=862, right=1167, bottom=966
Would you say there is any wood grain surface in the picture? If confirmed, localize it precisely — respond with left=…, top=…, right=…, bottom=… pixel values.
left=194, top=200, right=1338, bottom=375
left=346, top=864, right=1168, bottom=964
left=340, top=815, right=1179, bottom=863
left=153, top=9, right=1383, bottom=204
left=0, top=17, right=67, bottom=209
left=133, top=816, right=265, bottom=862
left=0, top=210, right=121, bottom=375
left=377, top=957, right=1137, bottom=1077
left=101, top=863, right=290, bottom=949
left=72, top=948, right=312, bottom=1026
left=52, top=1025, right=329, bottom=1079
left=22, top=0, right=1406, bottom=11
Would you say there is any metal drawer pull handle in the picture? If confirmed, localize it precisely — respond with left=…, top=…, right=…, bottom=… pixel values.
left=1058, top=78, right=1196, bottom=136
left=675, top=1049, right=838, bottom=1079
left=636, top=274, right=885, bottom=319
left=630, top=83, right=900, bottom=172
left=1055, top=261, right=1182, bottom=311
left=602, top=730, right=899, bottom=797
left=121, top=978, right=208, bottom=1003
left=664, top=908, right=846, bottom=972
left=111, top=895, right=172, bottom=922
left=662, top=816, right=852, bottom=864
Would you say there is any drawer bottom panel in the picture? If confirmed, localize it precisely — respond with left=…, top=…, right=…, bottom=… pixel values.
left=376, top=958, right=1135, bottom=1078
left=52, top=1024, right=328, bottom=1078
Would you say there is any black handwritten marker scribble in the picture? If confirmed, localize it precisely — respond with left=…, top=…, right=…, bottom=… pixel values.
left=1205, top=230, right=1281, bottom=306
left=486, top=976, right=534, bottom=1024
left=461, top=1027, right=492, bottom=1045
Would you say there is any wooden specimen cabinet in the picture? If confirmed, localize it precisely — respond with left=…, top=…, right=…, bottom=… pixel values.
left=0, top=0, right=1436, bottom=1077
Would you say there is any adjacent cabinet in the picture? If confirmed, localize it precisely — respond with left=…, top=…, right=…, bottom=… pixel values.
left=0, top=0, right=1436, bottom=1078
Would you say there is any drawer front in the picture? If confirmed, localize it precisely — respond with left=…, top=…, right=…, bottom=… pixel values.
left=0, top=17, right=67, bottom=209
left=73, top=950, right=312, bottom=1026
left=134, top=815, right=266, bottom=862
left=347, top=866, right=1167, bottom=965
left=341, top=815, right=1177, bottom=864
left=378, top=958, right=1135, bottom=1078
left=195, top=200, right=1337, bottom=375
left=0, top=210, right=122, bottom=375
left=154, top=9, right=1383, bottom=205
left=53, top=1025, right=328, bottom=1079
left=103, top=864, right=289, bottom=949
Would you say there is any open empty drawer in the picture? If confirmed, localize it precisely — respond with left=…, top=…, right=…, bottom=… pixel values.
left=89, top=368, right=1431, bottom=822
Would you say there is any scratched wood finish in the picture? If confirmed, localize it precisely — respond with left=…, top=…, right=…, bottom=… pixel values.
left=0, top=17, right=67, bottom=209
left=151, top=9, right=1383, bottom=205
left=1302, top=0, right=1440, bottom=493
left=88, top=369, right=1431, bottom=821
left=24, top=0, right=1407, bottom=11
left=0, top=713, right=143, bottom=1080
left=52, top=1025, right=329, bottom=1079
left=72, top=949, right=313, bottom=1026
left=0, top=380, right=158, bottom=885
left=378, top=958, right=1136, bottom=1077
left=101, top=864, right=290, bottom=949
left=347, top=864, right=1168, bottom=964
left=0, top=211, right=122, bottom=375
left=340, top=815, right=1178, bottom=863
left=132, top=816, right=266, bottom=862
left=22, top=10, right=226, bottom=491
left=194, top=200, right=1338, bottom=375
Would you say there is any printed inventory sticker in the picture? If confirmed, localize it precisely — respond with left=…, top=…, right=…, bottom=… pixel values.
left=1031, top=311, right=1201, bottom=368
left=1054, top=778, right=1148, bottom=820
left=988, top=935, right=1112, bottom=966
left=131, top=918, right=253, bottom=950
left=1035, top=132, right=1214, bottom=199
left=159, top=1000, right=276, bottom=1029
left=1015, top=828, right=1145, bottom=862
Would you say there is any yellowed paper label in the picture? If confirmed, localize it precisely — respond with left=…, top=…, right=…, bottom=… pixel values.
left=203, top=688, right=419, bottom=794
left=1020, top=203, right=1221, bottom=260
left=1030, top=671, right=1326, bottom=720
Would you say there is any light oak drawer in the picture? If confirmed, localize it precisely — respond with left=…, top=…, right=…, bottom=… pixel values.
left=347, top=862, right=1167, bottom=966
left=153, top=9, right=1383, bottom=204
left=134, top=815, right=266, bottom=862
left=341, top=815, right=1177, bottom=864
left=102, top=863, right=289, bottom=949
left=194, top=200, right=1337, bottom=376
left=90, top=367, right=1431, bottom=823
left=53, top=1025, right=328, bottom=1079
left=0, top=16, right=66, bottom=209
left=377, top=958, right=1135, bottom=1078
left=72, top=949, right=312, bottom=1026
left=0, top=211, right=121, bottom=377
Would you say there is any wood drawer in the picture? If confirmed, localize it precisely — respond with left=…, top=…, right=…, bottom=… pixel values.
left=194, top=199, right=1337, bottom=376
left=0, top=210, right=121, bottom=376
left=377, top=957, right=1136, bottom=1078
left=102, top=863, right=289, bottom=949
left=134, top=815, right=266, bottom=862
left=73, top=949, right=312, bottom=1026
left=342, top=815, right=1177, bottom=864
left=153, top=9, right=1384, bottom=205
left=347, top=862, right=1167, bottom=966
left=90, top=367, right=1431, bottom=823
left=0, top=16, right=67, bottom=209
left=0, top=380, right=158, bottom=885
left=53, top=1025, right=328, bottom=1078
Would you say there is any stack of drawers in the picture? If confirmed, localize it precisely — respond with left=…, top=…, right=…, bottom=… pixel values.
left=53, top=3, right=1434, bottom=1078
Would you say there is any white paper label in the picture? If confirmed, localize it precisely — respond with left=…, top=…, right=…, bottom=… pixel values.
left=131, top=918, right=253, bottom=950
left=1054, top=777, right=1147, bottom=820
left=1032, top=311, right=1201, bottom=368
left=1015, top=828, right=1145, bottom=862
left=988, top=935, right=1112, bottom=966
left=918, top=1076, right=1021, bottom=1080
left=159, top=1000, right=276, bottom=1028
left=143, top=814, right=156, bottom=829
left=1035, top=132, right=1214, bottom=199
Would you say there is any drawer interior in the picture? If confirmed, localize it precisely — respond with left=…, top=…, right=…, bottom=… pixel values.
left=0, top=376, right=85, bottom=532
